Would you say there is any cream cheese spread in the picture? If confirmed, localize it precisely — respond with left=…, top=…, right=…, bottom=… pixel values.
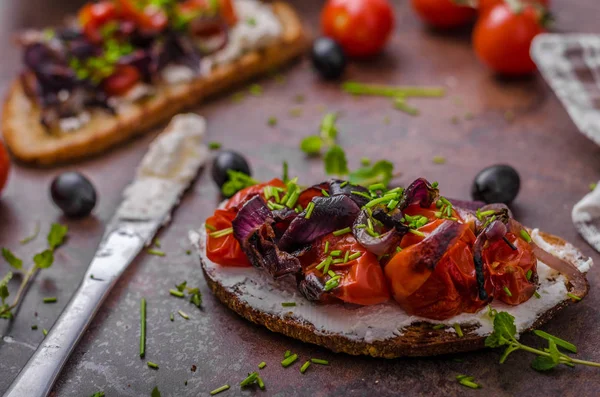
left=190, top=227, right=592, bottom=343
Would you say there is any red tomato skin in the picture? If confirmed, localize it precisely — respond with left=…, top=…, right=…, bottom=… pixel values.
left=483, top=232, right=537, bottom=305
left=0, top=140, right=10, bottom=195
left=103, top=65, right=141, bottom=96
left=304, top=234, right=390, bottom=306
left=205, top=208, right=251, bottom=267
left=478, top=0, right=550, bottom=15
left=79, top=1, right=118, bottom=43
left=473, top=3, right=545, bottom=75
left=224, top=178, right=286, bottom=210
left=321, top=0, right=395, bottom=58
left=410, top=0, right=476, bottom=29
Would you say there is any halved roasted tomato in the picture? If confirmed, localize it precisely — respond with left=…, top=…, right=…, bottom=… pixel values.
left=205, top=208, right=251, bottom=267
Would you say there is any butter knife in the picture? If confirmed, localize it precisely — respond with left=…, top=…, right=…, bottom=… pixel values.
left=4, top=113, right=209, bottom=397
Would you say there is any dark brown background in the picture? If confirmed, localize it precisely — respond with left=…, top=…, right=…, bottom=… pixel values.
left=1, top=0, right=600, bottom=396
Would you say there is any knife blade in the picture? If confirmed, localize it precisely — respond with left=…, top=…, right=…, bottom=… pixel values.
left=4, top=113, right=209, bottom=397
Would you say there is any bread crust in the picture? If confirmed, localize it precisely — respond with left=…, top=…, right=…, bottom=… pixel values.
left=199, top=230, right=590, bottom=358
left=1, top=2, right=307, bottom=166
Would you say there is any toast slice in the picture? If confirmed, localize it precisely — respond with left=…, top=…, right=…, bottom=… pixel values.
left=190, top=228, right=591, bottom=358
left=2, top=2, right=307, bottom=166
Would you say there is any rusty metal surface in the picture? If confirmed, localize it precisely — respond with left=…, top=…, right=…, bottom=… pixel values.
left=1, top=0, right=600, bottom=396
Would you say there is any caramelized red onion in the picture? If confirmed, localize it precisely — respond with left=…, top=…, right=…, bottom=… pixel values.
left=352, top=210, right=406, bottom=256
left=401, top=178, right=439, bottom=209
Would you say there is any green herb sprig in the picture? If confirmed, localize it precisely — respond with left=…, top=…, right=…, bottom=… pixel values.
left=0, top=224, right=68, bottom=319
left=222, top=170, right=259, bottom=198
left=485, top=311, right=600, bottom=370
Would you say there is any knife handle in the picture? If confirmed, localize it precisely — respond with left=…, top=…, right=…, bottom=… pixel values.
left=3, top=276, right=113, bottom=397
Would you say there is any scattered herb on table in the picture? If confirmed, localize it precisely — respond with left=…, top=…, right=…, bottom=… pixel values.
left=90, top=392, right=105, bottom=397
left=590, top=182, right=597, bottom=191
left=300, top=361, right=311, bottom=374
left=208, top=142, right=222, bottom=150
left=394, top=97, right=419, bottom=116
left=456, top=374, right=481, bottom=389
left=20, top=221, right=40, bottom=245
left=294, top=94, right=305, bottom=103
left=140, top=298, right=146, bottom=358
left=178, top=310, right=190, bottom=320
left=289, top=107, right=303, bottom=117
left=311, top=358, right=329, bottom=365
left=31, top=324, right=38, bottom=330
left=258, top=361, right=267, bottom=369
left=248, top=84, right=262, bottom=96
left=342, top=82, right=446, bottom=98
left=433, top=156, right=446, bottom=165
left=485, top=311, right=600, bottom=370
left=170, top=281, right=202, bottom=308
left=43, top=297, right=57, bottom=304
left=42, top=328, right=48, bottom=336
left=0, top=224, right=68, bottom=319
left=210, top=384, right=230, bottom=395
left=281, top=353, right=298, bottom=367
left=267, top=116, right=278, bottom=127
left=147, top=249, right=165, bottom=257
left=151, top=386, right=161, bottom=397
left=147, top=361, right=159, bottom=370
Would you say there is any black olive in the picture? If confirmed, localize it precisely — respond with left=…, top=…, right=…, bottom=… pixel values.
left=50, top=172, right=97, bottom=218
left=212, top=150, right=251, bottom=188
left=311, top=37, right=347, bottom=80
left=472, top=165, right=520, bottom=204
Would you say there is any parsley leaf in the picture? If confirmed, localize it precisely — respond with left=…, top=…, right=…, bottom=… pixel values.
left=176, top=281, right=187, bottom=292
left=48, top=223, right=68, bottom=251
left=531, top=356, right=558, bottom=371
left=485, top=311, right=517, bottom=348
left=90, top=392, right=105, bottom=397
left=221, top=170, right=259, bottom=198
left=151, top=386, right=161, bottom=397
left=0, top=272, right=12, bottom=304
left=324, top=145, right=349, bottom=176
left=300, top=136, right=323, bottom=155
left=33, top=250, right=54, bottom=269
left=319, top=112, right=338, bottom=144
left=2, top=248, right=22, bottom=270
left=349, top=160, right=394, bottom=188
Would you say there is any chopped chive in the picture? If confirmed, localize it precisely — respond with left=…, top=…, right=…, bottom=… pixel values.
left=351, top=190, right=372, bottom=200
left=567, top=293, right=582, bottom=301
left=409, top=229, right=425, bottom=237
left=178, top=310, right=189, bottom=320
left=284, top=350, right=291, bottom=358
left=286, top=191, right=300, bottom=209
left=258, top=361, right=267, bottom=369
left=305, top=202, right=315, bottom=219
left=300, top=361, right=311, bottom=374
left=289, top=107, right=303, bottom=117
left=140, top=298, right=146, bottom=358
left=20, top=221, right=40, bottom=245
left=333, top=227, right=352, bottom=236
left=356, top=224, right=366, bottom=229
left=433, top=324, right=445, bottom=330
left=249, top=84, right=262, bottom=96
left=343, top=251, right=350, bottom=263
left=329, top=250, right=342, bottom=257
left=367, top=218, right=374, bottom=231
left=454, top=324, right=463, bottom=338
left=316, top=256, right=332, bottom=271
left=323, top=258, right=333, bottom=273
left=361, top=157, right=371, bottom=166
left=210, top=384, right=230, bottom=395
left=366, top=228, right=380, bottom=238
left=153, top=239, right=161, bottom=248
left=240, top=372, right=258, bottom=387
left=534, top=291, right=541, bottom=299
left=365, top=196, right=391, bottom=208
left=432, top=156, right=446, bottom=165
left=503, top=286, right=513, bottom=297
left=310, top=358, right=329, bottom=365
left=331, top=258, right=345, bottom=265
left=43, top=297, right=57, bottom=303
left=396, top=246, right=402, bottom=253
left=526, top=270, right=533, bottom=280
left=42, top=329, right=48, bottom=336
left=170, top=289, right=185, bottom=298
left=328, top=270, right=337, bottom=278
left=387, top=199, right=399, bottom=209
left=257, top=375, right=265, bottom=390
left=31, top=325, right=38, bottom=330
left=321, top=189, right=330, bottom=197
left=533, top=330, right=577, bottom=353
left=590, top=182, right=597, bottom=191
left=281, top=353, right=298, bottom=367
left=368, top=183, right=386, bottom=191
left=170, top=313, right=174, bottom=321
left=208, top=142, right=222, bottom=150
left=348, top=252, right=362, bottom=261
left=520, top=229, right=532, bottom=243
left=456, top=375, right=481, bottom=389
left=340, top=181, right=349, bottom=188
left=186, top=250, right=191, bottom=255
left=282, top=302, right=296, bottom=307
left=147, top=249, right=166, bottom=256
left=324, top=241, right=330, bottom=254
left=394, top=97, right=420, bottom=116
left=209, top=228, right=234, bottom=238
left=147, top=361, right=159, bottom=370
left=268, top=116, right=278, bottom=127
left=342, top=82, right=445, bottom=98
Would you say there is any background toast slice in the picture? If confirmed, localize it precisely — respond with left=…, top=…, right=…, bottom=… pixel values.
left=1, top=2, right=307, bottom=166
left=193, top=229, right=590, bottom=359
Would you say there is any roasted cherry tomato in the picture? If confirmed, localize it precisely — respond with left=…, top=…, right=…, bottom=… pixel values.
left=385, top=204, right=486, bottom=320
left=478, top=0, right=549, bottom=15
left=116, top=0, right=169, bottom=33
left=483, top=232, right=537, bottom=305
left=321, top=0, right=395, bottom=58
left=304, top=234, right=390, bottom=306
left=225, top=179, right=287, bottom=210
left=411, top=0, right=476, bottom=29
left=473, top=3, right=546, bottom=75
left=78, top=1, right=118, bottom=43
left=0, top=140, right=10, bottom=195
left=102, top=65, right=140, bottom=96
left=218, top=0, right=238, bottom=26
left=205, top=208, right=251, bottom=267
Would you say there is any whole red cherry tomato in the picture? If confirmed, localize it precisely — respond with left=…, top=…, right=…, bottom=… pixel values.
left=116, top=0, right=169, bottom=33
left=78, top=1, right=118, bottom=43
left=103, top=65, right=141, bottom=96
left=411, top=0, right=476, bottom=29
left=473, top=3, right=546, bottom=75
left=478, top=0, right=549, bottom=15
left=321, top=0, right=395, bottom=58
left=483, top=232, right=537, bottom=305
left=0, top=140, right=10, bottom=195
